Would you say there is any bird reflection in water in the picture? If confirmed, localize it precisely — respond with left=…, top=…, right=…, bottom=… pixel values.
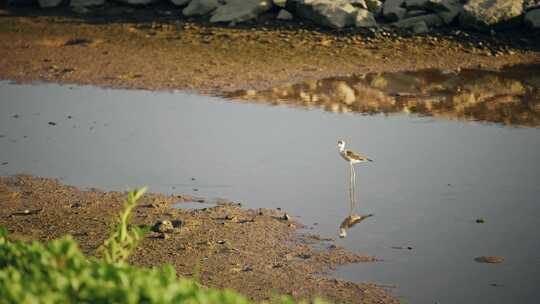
left=339, top=214, right=373, bottom=238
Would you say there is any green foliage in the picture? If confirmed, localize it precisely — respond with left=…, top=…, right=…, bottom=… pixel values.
left=0, top=231, right=253, bottom=304
left=98, top=187, right=148, bottom=265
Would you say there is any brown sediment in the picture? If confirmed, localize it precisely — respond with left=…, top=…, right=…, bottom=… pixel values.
left=0, top=6, right=539, bottom=95
left=0, top=174, right=397, bottom=304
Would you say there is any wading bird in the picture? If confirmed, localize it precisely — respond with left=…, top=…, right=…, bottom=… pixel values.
left=337, top=140, right=373, bottom=216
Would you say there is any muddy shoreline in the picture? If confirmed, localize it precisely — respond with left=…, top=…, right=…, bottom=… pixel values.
left=0, top=174, right=397, bottom=303
left=1, top=6, right=539, bottom=95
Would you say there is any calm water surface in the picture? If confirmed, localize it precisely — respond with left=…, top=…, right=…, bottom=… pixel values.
left=0, top=74, right=539, bottom=304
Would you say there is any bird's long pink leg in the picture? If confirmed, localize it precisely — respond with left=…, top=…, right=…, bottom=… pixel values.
left=349, top=163, right=354, bottom=216
left=352, top=164, right=357, bottom=214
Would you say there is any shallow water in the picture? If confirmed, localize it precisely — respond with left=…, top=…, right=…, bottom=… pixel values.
left=171, top=201, right=215, bottom=210
left=1, top=74, right=539, bottom=304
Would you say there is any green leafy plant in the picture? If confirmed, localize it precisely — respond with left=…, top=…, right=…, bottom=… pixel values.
left=0, top=231, right=253, bottom=304
left=98, top=187, right=148, bottom=265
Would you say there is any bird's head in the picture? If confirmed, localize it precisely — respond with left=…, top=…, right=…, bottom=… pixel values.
left=337, top=140, right=345, bottom=151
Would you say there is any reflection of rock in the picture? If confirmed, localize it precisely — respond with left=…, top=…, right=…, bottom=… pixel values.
left=210, top=0, right=273, bottom=24
left=227, top=67, right=540, bottom=127
left=460, top=0, right=524, bottom=31
left=333, top=81, right=356, bottom=105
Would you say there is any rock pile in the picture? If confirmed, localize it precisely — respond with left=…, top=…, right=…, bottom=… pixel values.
left=14, top=0, right=540, bottom=32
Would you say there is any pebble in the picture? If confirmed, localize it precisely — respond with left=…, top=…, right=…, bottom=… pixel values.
left=154, top=220, right=174, bottom=233
left=475, top=256, right=504, bottom=264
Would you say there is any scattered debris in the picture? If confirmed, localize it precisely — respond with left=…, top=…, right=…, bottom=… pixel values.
left=11, top=208, right=43, bottom=216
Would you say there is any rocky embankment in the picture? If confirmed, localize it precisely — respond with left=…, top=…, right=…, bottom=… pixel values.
left=7, top=0, right=540, bottom=34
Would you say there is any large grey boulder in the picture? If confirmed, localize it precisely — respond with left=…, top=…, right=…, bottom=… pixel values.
left=70, top=0, right=104, bottom=7
left=170, top=0, right=191, bottom=6
left=383, top=0, right=407, bottom=21
left=210, top=0, right=273, bottom=23
left=524, top=8, right=540, bottom=28
left=402, top=0, right=461, bottom=24
left=394, top=13, right=444, bottom=27
left=460, top=0, right=524, bottom=31
left=273, top=0, right=287, bottom=7
left=183, top=0, right=220, bottom=16
left=404, top=0, right=429, bottom=9
left=288, top=0, right=358, bottom=29
left=350, top=0, right=367, bottom=9
left=38, top=0, right=62, bottom=8
left=116, top=0, right=159, bottom=5
left=365, top=0, right=383, bottom=15
left=428, top=0, right=462, bottom=24
left=524, top=0, right=540, bottom=11
left=355, top=9, right=378, bottom=27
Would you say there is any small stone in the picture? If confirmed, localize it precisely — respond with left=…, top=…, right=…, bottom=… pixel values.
left=154, top=220, right=174, bottom=233
left=475, top=218, right=485, bottom=223
left=277, top=9, right=294, bottom=20
left=475, top=256, right=504, bottom=264
left=281, top=213, right=291, bottom=221
left=48, top=122, right=57, bottom=126
left=171, top=219, right=183, bottom=228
